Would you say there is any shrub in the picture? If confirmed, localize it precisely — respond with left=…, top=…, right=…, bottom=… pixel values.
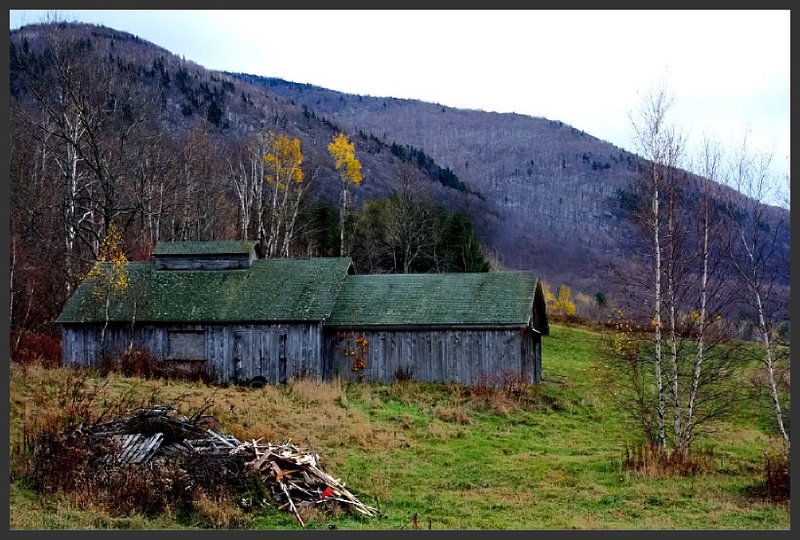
left=394, top=365, right=413, bottom=382
left=10, top=330, right=62, bottom=367
left=472, top=369, right=530, bottom=410
left=98, top=346, right=215, bottom=384
left=764, top=450, right=790, bottom=503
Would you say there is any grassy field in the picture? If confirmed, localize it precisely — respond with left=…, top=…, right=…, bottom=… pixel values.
left=9, top=324, right=790, bottom=529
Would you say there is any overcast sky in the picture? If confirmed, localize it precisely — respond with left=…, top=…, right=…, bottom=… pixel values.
left=9, top=9, right=791, bottom=196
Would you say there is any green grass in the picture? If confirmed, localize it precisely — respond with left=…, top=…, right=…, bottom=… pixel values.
left=9, top=324, right=790, bottom=529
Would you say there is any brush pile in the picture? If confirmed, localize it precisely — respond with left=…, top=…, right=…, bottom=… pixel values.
left=232, top=441, right=377, bottom=526
left=68, top=404, right=375, bottom=525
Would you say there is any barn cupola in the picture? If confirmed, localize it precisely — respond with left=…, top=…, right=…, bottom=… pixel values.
left=152, top=241, right=256, bottom=271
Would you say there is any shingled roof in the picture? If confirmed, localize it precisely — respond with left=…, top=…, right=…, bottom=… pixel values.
left=326, top=272, right=541, bottom=328
left=57, top=258, right=352, bottom=324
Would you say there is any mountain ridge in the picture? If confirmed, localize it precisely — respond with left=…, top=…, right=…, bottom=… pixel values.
left=9, top=22, right=789, bottom=314
left=235, top=73, right=789, bottom=294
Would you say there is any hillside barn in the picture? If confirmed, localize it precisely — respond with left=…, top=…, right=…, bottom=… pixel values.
left=324, top=273, right=548, bottom=385
left=57, top=241, right=352, bottom=385
left=57, top=241, right=548, bottom=386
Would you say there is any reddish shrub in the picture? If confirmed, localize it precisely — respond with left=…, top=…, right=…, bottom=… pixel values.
left=98, top=346, right=215, bottom=384
left=764, top=451, right=790, bottom=503
left=10, top=329, right=62, bottom=367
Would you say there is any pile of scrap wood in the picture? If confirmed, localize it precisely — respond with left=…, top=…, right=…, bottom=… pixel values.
left=85, top=404, right=242, bottom=464
left=232, top=440, right=377, bottom=526
left=74, top=404, right=375, bottom=525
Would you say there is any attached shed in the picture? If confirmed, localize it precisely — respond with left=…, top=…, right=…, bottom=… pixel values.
left=323, top=272, right=548, bottom=385
left=57, top=241, right=352, bottom=386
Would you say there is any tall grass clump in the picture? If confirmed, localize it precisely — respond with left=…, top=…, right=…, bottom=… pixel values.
left=620, top=442, right=716, bottom=478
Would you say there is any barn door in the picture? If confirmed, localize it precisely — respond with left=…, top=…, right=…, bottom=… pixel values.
left=234, top=329, right=288, bottom=386
left=233, top=330, right=252, bottom=384
left=254, top=330, right=276, bottom=385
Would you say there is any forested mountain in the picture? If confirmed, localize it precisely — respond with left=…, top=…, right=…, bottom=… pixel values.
left=237, top=76, right=790, bottom=296
left=9, top=22, right=489, bottom=330
left=9, top=22, right=789, bottom=336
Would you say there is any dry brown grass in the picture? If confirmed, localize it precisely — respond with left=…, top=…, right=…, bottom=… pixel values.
left=9, top=365, right=392, bottom=525
left=621, top=443, right=717, bottom=478
left=191, top=491, right=249, bottom=529
left=424, top=421, right=468, bottom=443
left=763, top=449, right=790, bottom=503
left=433, top=405, right=473, bottom=425
left=287, top=377, right=345, bottom=406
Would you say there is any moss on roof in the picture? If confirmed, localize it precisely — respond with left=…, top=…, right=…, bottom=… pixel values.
left=57, top=258, right=351, bottom=324
left=152, top=240, right=256, bottom=256
left=327, top=272, right=539, bottom=327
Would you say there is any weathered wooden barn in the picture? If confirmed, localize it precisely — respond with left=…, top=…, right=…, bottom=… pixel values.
left=57, top=241, right=548, bottom=386
left=323, top=273, right=548, bottom=385
left=58, top=241, right=353, bottom=385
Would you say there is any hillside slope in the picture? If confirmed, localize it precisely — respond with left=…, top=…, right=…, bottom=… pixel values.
left=10, top=324, right=791, bottom=529
left=240, top=76, right=790, bottom=296
left=9, top=22, right=788, bottom=311
left=9, top=23, right=485, bottom=221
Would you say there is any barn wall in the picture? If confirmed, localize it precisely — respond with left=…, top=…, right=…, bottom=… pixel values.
left=324, top=328, right=538, bottom=386
left=62, top=324, right=165, bottom=368
left=154, top=253, right=253, bottom=271
left=61, top=323, right=322, bottom=385
left=62, top=324, right=542, bottom=387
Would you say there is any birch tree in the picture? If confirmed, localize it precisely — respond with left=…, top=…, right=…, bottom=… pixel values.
left=228, top=132, right=269, bottom=241
left=84, top=223, right=128, bottom=358
left=617, top=88, right=739, bottom=456
left=676, top=137, right=737, bottom=455
left=723, top=135, right=790, bottom=449
left=262, top=132, right=308, bottom=258
left=328, top=132, right=363, bottom=256
left=629, top=86, right=682, bottom=450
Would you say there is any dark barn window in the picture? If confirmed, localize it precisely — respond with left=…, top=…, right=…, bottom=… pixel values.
left=168, top=330, right=206, bottom=360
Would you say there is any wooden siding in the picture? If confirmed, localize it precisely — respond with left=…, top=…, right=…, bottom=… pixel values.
left=154, top=253, right=254, bottom=271
left=61, top=323, right=321, bottom=385
left=62, top=323, right=542, bottom=387
left=323, top=328, right=541, bottom=386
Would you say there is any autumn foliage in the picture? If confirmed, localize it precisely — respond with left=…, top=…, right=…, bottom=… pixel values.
left=328, top=132, right=363, bottom=187
left=542, top=281, right=576, bottom=319
left=85, top=223, right=129, bottom=300
left=336, top=331, right=369, bottom=372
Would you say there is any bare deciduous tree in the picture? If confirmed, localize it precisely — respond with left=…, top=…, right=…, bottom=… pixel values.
left=722, top=134, right=790, bottom=449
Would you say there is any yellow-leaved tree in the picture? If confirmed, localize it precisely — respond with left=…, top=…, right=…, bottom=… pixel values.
left=541, top=281, right=577, bottom=318
left=85, top=223, right=128, bottom=356
left=328, top=132, right=363, bottom=256
left=555, top=284, right=577, bottom=317
left=263, top=133, right=306, bottom=257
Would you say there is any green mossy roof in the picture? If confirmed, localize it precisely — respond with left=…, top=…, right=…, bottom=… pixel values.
left=327, top=272, right=539, bottom=327
left=152, top=240, right=256, bottom=256
left=57, top=258, right=351, bottom=324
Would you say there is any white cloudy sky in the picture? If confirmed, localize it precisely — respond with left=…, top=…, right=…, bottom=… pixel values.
left=9, top=9, right=791, bottom=190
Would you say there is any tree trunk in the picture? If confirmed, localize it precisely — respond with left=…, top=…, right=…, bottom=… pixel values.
left=754, top=287, right=790, bottom=449
left=652, top=180, right=667, bottom=449
left=683, top=185, right=710, bottom=454
left=340, top=182, right=349, bottom=257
